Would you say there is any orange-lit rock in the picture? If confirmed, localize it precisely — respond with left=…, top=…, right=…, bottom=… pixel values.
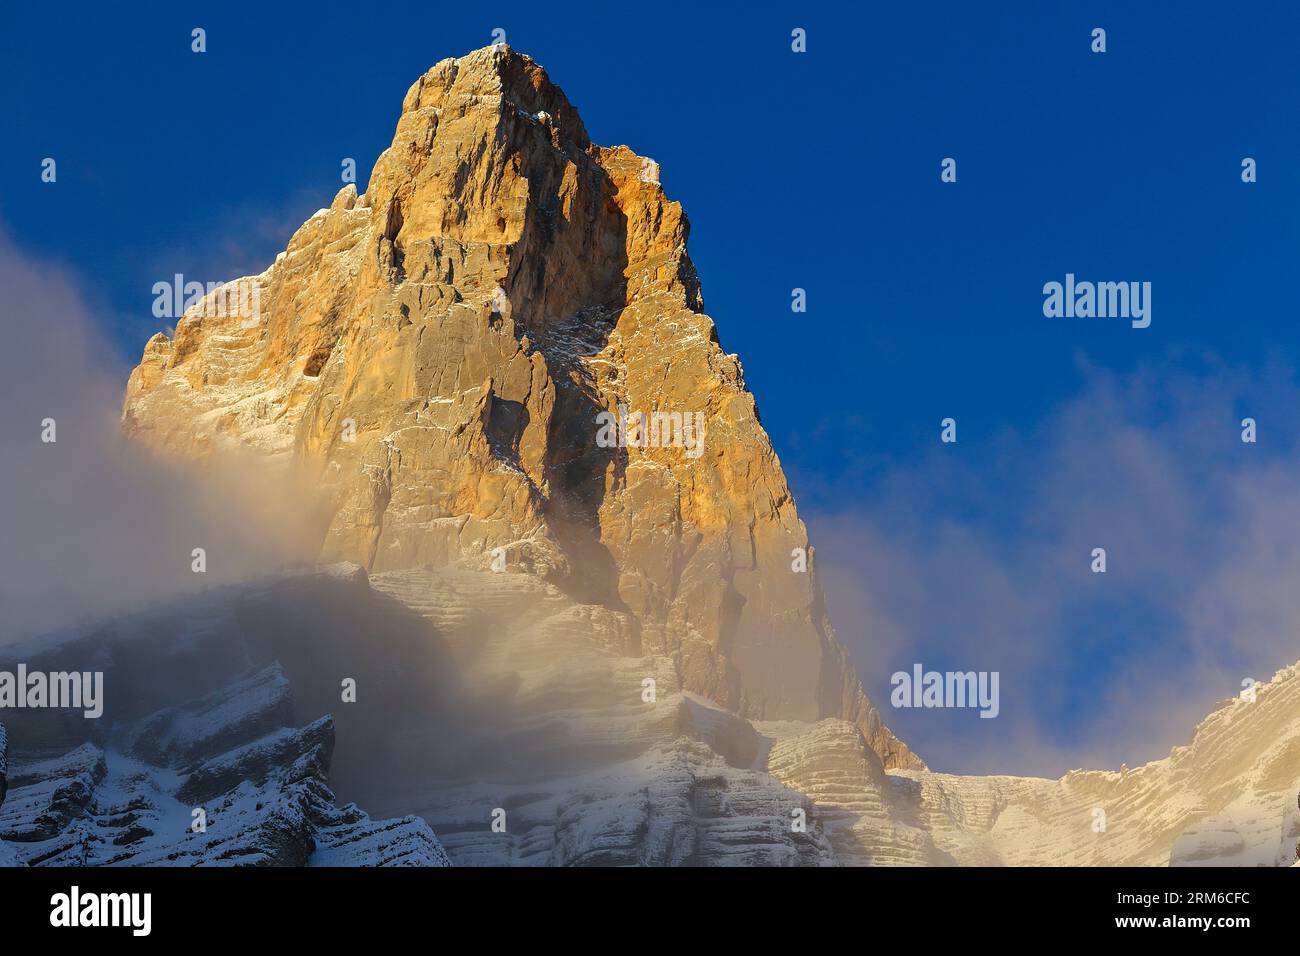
left=122, top=45, right=921, bottom=770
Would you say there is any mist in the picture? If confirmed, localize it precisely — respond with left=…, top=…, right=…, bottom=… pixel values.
left=0, top=235, right=322, bottom=642
left=809, top=357, right=1300, bottom=778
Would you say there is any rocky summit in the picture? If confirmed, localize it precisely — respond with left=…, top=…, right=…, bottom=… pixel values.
left=4, top=45, right=1291, bottom=869
left=120, top=44, right=917, bottom=771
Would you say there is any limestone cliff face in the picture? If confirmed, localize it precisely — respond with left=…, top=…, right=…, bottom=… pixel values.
left=121, top=45, right=920, bottom=770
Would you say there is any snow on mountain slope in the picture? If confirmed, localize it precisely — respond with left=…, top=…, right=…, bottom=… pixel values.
left=879, top=663, right=1300, bottom=866
left=1, top=563, right=1294, bottom=866
left=365, top=567, right=841, bottom=865
left=370, top=565, right=1298, bottom=867
left=0, top=598, right=450, bottom=866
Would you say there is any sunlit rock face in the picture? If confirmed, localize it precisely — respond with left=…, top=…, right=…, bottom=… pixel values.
left=120, top=44, right=918, bottom=770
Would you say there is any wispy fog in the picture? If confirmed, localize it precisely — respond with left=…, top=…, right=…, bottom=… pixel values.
left=0, top=235, right=321, bottom=642
left=810, top=359, right=1300, bottom=777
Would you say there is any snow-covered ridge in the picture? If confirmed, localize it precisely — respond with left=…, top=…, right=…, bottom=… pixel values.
left=0, top=574, right=451, bottom=867
left=878, top=663, right=1300, bottom=866
left=0, top=664, right=447, bottom=866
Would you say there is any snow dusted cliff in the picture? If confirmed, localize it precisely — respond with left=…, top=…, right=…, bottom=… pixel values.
left=885, top=662, right=1300, bottom=866
left=0, top=657, right=447, bottom=866
left=361, top=580, right=1300, bottom=867
left=3, top=565, right=1291, bottom=867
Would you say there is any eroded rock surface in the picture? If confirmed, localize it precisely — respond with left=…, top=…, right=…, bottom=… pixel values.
left=120, top=45, right=917, bottom=769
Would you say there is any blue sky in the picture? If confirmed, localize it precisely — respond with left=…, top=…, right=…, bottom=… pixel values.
left=4, top=1, right=1299, bottom=773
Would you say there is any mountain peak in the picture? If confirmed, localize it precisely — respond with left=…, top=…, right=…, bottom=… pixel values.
left=121, top=47, right=920, bottom=771
left=401, top=44, right=591, bottom=150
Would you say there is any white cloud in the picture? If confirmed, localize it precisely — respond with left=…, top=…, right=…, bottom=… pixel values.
left=0, top=233, right=319, bottom=641
left=810, top=359, right=1300, bottom=776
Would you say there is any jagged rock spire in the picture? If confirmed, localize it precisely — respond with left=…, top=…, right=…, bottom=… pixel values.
left=121, top=45, right=921, bottom=769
